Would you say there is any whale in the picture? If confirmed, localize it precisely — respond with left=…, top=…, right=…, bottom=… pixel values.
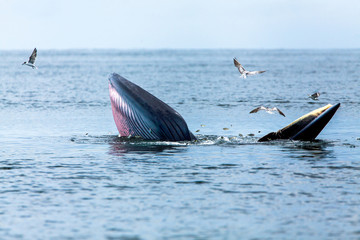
left=109, top=73, right=196, bottom=141
left=109, top=73, right=340, bottom=142
left=258, top=103, right=340, bottom=142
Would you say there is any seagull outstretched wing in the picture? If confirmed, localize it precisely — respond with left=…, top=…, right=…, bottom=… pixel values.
left=233, top=58, right=246, bottom=74
left=28, top=48, right=37, bottom=64
left=247, top=70, right=266, bottom=75
left=274, top=107, right=286, bottom=117
left=249, top=106, right=266, bottom=114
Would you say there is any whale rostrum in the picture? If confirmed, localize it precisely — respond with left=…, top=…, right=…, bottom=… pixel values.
left=258, top=103, right=340, bottom=142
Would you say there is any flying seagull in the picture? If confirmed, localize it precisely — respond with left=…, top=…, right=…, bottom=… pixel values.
left=233, top=58, right=265, bottom=78
left=250, top=106, right=286, bottom=117
left=308, top=92, right=320, bottom=100
left=22, top=48, right=37, bottom=69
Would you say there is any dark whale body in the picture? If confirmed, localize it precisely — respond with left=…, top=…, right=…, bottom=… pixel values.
left=109, top=73, right=339, bottom=142
left=109, top=73, right=196, bottom=141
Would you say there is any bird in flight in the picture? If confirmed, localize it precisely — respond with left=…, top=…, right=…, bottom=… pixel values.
left=233, top=58, right=265, bottom=78
left=22, top=48, right=37, bottom=69
left=308, top=92, right=320, bottom=100
left=249, top=106, right=286, bottom=117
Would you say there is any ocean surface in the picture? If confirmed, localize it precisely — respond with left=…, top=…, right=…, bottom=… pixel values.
left=0, top=49, right=359, bottom=239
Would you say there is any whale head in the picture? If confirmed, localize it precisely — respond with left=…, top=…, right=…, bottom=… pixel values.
left=109, top=73, right=196, bottom=141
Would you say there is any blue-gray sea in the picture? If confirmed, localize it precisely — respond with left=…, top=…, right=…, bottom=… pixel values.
left=0, top=49, right=359, bottom=239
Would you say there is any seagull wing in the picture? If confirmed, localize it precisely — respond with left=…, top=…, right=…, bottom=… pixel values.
left=28, top=48, right=37, bottom=64
left=250, top=106, right=265, bottom=114
left=247, top=70, right=266, bottom=75
left=275, top=107, right=286, bottom=117
left=233, top=58, right=246, bottom=74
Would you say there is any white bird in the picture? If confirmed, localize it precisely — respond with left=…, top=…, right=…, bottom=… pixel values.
left=308, top=92, right=320, bottom=100
left=249, top=106, right=286, bottom=117
left=22, top=48, right=37, bottom=69
left=233, top=58, right=265, bottom=78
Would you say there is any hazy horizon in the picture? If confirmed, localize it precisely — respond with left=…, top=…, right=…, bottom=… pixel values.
left=2, top=47, right=360, bottom=51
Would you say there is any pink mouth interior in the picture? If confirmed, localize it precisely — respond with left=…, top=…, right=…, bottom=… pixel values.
left=109, top=83, right=132, bottom=137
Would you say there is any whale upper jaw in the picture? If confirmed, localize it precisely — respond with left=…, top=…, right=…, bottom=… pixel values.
left=258, top=103, right=340, bottom=142
left=109, top=73, right=196, bottom=141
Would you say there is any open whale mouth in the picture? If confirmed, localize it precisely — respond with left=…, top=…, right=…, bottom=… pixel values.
left=109, top=73, right=196, bottom=141
left=108, top=73, right=339, bottom=142
left=258, top=103, right=340, bottom=142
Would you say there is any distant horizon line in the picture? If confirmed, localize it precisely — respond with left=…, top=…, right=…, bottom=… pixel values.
left=1, top=47, right=359, bottom=51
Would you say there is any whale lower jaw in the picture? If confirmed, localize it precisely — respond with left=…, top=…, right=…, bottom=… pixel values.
left=258, top=103, right=340, bottom=142
left=109, top=73, right=196, bottom=141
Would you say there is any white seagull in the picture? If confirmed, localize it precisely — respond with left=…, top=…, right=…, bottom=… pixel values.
left=308, top=92, right=320, bottom=100
left=233, top=58, right=265, bottom=78
left=22, top=48, right=37, bottom=69
left=249, top=106, right=286, bottom=117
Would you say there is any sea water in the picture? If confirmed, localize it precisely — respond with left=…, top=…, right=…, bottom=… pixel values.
left=0, top=49, right=359, bottom=239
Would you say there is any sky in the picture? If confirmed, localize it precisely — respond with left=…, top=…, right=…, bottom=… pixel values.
left=1, top=0, right=359, bottom=49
